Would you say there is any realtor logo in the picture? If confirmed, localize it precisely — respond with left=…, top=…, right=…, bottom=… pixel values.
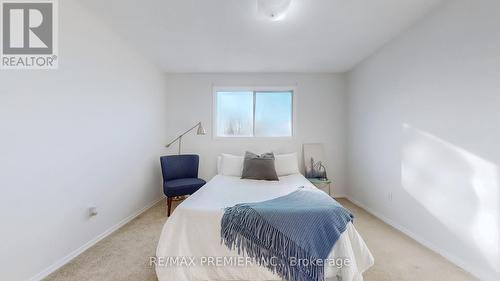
left=1, top=0, right=58, bottom=69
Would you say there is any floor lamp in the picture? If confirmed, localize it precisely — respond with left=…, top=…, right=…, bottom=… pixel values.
left=165, top=122, right=206, bottom=154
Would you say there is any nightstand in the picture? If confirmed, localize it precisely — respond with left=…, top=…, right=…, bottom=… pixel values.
left=307, top=178, right=333, bottom=196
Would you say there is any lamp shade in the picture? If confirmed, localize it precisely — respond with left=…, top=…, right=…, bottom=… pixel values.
left=197, top=123, right=206, bottom=135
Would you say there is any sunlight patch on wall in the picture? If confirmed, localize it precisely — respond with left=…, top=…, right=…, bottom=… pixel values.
left=401, top=123, right=499, bottom=270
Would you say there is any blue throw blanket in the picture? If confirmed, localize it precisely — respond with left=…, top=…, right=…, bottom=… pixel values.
left=221, top=188, right=353, bottom=281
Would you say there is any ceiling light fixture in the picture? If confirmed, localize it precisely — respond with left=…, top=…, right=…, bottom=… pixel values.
left=257, top=0, right=292, bottom=21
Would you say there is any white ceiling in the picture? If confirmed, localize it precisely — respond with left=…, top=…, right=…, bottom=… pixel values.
left=81, top=0, right=442, bottom=73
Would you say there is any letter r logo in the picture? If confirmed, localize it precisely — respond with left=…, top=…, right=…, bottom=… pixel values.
left=2, top=2, right=53, bottom=54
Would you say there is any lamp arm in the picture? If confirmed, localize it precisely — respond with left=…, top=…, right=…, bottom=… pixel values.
left=165, top=122, right=201, bottom=148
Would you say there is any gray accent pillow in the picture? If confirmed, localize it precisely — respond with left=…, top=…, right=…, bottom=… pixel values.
left=241, top=151, right=279, bottom=181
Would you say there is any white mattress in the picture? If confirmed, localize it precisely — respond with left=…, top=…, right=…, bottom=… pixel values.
left=156, top=174, right=374, bottom=281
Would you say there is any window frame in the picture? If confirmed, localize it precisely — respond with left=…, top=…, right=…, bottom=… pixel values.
left=212, top=86, right=296, bottom=140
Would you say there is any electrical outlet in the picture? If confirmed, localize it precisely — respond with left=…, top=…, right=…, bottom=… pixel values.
left=388, top=192, right=393, bottom=202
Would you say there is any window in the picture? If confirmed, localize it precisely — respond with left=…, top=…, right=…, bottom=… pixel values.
left=215, top=89, right=293, bottom=137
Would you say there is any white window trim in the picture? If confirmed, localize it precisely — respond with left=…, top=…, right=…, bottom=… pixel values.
left=212, top=86, right=297, bottom=140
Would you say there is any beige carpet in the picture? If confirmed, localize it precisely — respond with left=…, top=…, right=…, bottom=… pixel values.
left=44, top=199, right=476, bottom=281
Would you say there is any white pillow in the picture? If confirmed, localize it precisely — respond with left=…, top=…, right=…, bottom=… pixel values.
left=220, top=154, right=244, bottom=177
left=217, top=156, right=222, bottom=174
left=274, top=152, right=300, bottom=176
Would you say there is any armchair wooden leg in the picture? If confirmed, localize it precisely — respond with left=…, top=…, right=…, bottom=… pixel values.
left=166, top=197, right=173, bottom=217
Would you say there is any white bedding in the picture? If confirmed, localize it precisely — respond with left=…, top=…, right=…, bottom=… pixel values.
left=156, top=174, right=374, bottom=281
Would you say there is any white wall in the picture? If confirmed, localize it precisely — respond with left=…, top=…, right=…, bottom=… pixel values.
left=0, top=1, right=167, bottom=280
left=164, top=73, right=347, bottom=195
left=347, top=0, right=500, bottom=280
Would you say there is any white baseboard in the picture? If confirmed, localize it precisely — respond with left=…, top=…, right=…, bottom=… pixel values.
left=28, top=196, right=164, bottom=281
left=345, top=195, right=495, bottom=281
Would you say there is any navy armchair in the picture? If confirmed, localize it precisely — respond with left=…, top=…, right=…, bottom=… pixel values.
left=160, top=154, right=206, bottom=216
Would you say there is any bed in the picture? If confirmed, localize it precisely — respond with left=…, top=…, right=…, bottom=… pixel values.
left=156, top=173, right=374, bottom=281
